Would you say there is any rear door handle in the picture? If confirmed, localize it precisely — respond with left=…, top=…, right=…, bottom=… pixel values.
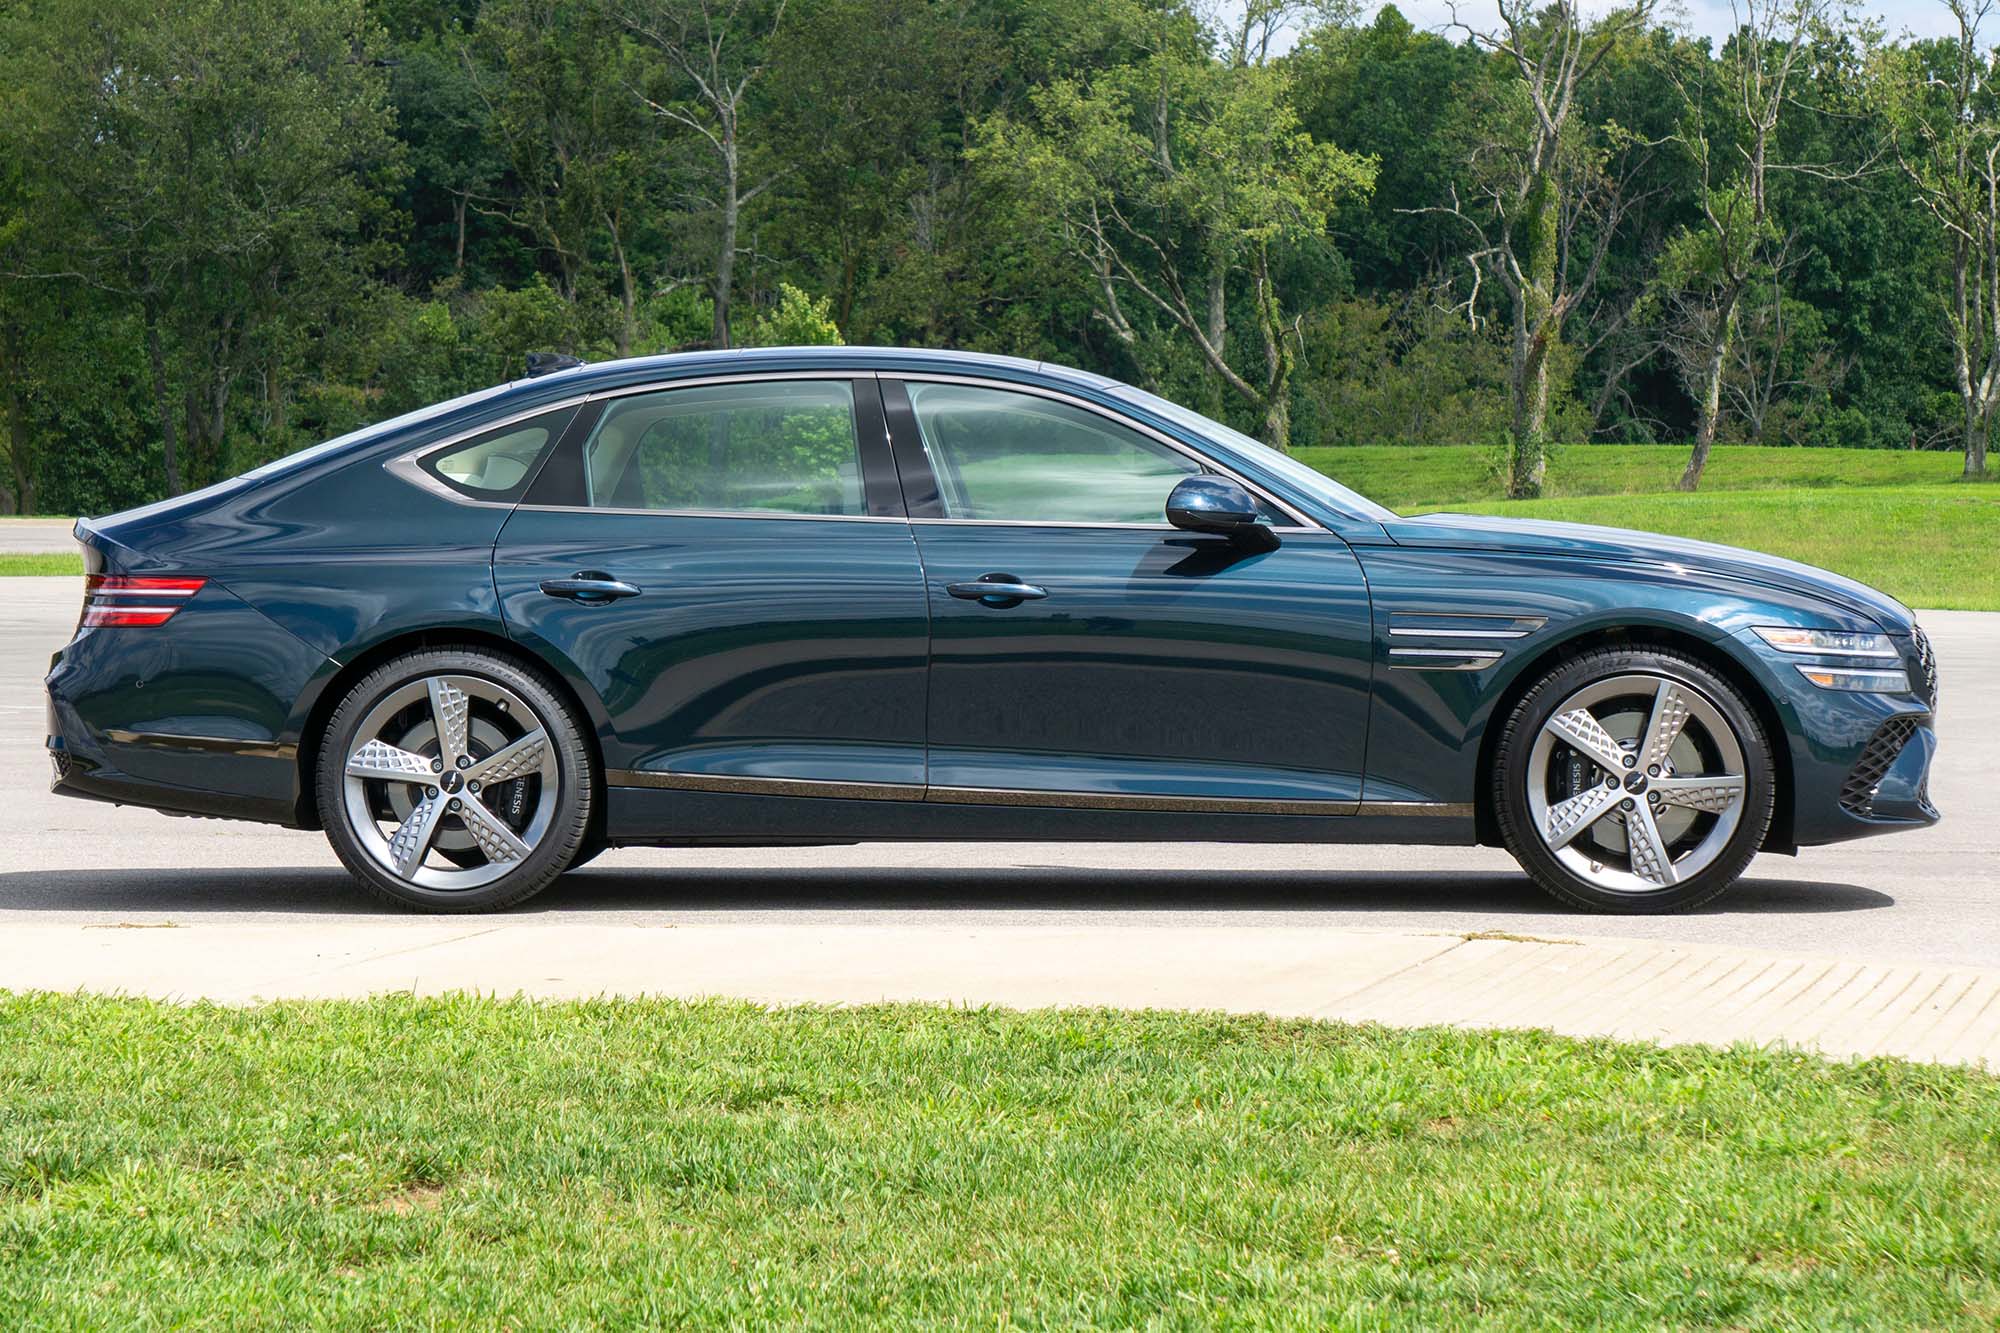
left=539, top=572, right=642, bottom=603
left=946, top=573, right=1048, bottom=604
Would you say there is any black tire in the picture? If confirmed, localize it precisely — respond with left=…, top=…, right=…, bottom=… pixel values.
left=1492, top=647, right=1776, bottom=914
left=316, top=647, right=595, bottom=912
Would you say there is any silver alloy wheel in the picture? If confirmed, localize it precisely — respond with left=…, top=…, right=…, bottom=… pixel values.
left=1524, top=672, right=1747, bottom=894
left=340, top=674, right=559, bottom=891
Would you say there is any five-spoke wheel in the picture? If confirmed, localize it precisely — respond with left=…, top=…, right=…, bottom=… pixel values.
left=1495, top=649, right=1774, bottom=913
left=317, top=649, right=594, bottom=911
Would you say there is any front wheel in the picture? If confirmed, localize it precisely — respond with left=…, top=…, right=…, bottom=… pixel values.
left=316, top=648, right=595, bottom=912
left=1493, top=648, right=1775, bottom=914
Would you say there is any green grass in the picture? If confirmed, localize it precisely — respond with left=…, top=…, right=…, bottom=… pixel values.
left=1448, top=485, right=2000, bottom=611
left=1296, top=442, right=1973, bottom=511
left=1289, top=445, right=1999, bottom=609
left=0, top=553, right=81, bottom=576
left=4, top=994, right=1998, bottom=1328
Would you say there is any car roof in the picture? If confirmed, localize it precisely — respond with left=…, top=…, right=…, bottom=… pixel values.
left=503, top=345, right=1123, bottom=399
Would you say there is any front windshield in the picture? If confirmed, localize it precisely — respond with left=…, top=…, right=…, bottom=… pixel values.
left=1108, top=385, right=1396, bottom=523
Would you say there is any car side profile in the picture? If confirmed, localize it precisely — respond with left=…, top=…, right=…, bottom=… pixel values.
left=46, top=347, right=1940, bottom=913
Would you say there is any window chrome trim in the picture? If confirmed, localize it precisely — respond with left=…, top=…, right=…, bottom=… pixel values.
left=383, top=368, right=1324, bottom=529
left=385, top=369, right=880, bottom=515
left=891, top=372, right=1320, bottom=530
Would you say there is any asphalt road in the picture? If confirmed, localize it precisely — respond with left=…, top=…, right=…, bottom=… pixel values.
left=0, top=518, right=79, bottom=554
left=3, top=575, right=1994, bottom=968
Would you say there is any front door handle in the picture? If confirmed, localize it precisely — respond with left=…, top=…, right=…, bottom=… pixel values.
left=946, top=573, right=1048, bottom=605
left=539, top=572, right=642, bottom=603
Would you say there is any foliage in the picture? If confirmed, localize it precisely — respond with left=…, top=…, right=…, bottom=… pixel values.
left=0, top=0, right=1989, bottom=510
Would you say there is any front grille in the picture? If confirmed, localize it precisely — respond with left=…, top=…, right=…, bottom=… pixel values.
left=1839, top=716, right=1921, bottom=817
left=1912, top=624, right=1939, bottom=708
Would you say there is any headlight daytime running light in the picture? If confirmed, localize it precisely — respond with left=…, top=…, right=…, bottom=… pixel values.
left=1752, top=626, right=1897, bottom=659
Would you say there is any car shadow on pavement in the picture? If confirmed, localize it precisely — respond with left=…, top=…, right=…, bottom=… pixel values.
left=0, top=865, right=1895, bottom=917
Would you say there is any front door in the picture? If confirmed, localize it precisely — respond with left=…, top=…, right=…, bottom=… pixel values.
left=494, top=375, right=929, bottom=796
left=884, top=378, right=1374, bottom=810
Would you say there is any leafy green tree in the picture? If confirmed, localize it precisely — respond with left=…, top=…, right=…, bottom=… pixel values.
left=1880, top=0, right=2000, bottom=475
left=619, top=0, right=790, bottom=349
left=1656, top=0, right=1829, bottom=490
left=7, top=0, right=402, bottom=493
left=975, top=2, right=1374, bottom=448
left=1425, top=0, right=1655, bottom=496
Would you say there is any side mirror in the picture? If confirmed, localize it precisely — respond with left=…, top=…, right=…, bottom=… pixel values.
left=1166, top=475, right=1277, bottom=550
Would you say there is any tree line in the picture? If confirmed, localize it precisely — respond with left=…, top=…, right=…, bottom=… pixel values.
left=1, top=0, right=1996, bottom=515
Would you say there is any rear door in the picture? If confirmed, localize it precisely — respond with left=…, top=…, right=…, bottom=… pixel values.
left=493, top=374, right=929, bottom=798
left=885, top=377, right=1374, bottom=811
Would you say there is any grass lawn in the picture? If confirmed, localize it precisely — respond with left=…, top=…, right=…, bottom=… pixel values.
left=0, top=553, right=81, bottom=577
left=1294, top=445, right=1998, bottom=610
left=1449, top=485, right=2000, bottom=611
left=1294, top=442, right=1973, bottom=511
left=3, top=995, right=1998, bottom=1328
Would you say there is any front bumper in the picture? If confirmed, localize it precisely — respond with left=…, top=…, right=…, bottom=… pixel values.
left=1735, top=625, right=1940, bottom=847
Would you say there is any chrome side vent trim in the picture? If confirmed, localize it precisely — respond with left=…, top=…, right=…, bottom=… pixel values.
left=1388, top=612, right=1546, bottom=639
left=1388, top=647, right=1504, bottom=671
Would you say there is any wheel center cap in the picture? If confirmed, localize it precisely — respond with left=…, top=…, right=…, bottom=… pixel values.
left=1623, top=771, right=1648, bottom=794
left=440, top=770, right=464, bottom=794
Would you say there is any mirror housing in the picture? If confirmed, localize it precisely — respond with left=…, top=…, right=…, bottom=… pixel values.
left=1166, top=476, right=1277, bottom=550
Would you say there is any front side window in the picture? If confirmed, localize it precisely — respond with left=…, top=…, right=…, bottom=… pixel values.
left=905, top=382, right=1207, bottom=524
left=583, top=380, right=864, bottom=516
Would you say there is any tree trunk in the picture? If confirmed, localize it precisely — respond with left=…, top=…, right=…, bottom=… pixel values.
left=714, top=142, right=739, bottom=349
left=1508, top=319, right=1550, bottom=499
left=453, top=193, right=469, bottom=274
left=3, top=377, right=31, bottom=516
left=145, top=303, right=183, bottom=497
left=611, top=225, right=637, bottom=358
left=1679, top=294, right=1739, bottom=492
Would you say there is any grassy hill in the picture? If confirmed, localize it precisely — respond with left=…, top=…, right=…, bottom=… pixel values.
left=1297, top=445, right=1997, bottom=610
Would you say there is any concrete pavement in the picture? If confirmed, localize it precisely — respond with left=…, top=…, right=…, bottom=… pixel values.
left=0, top=518, right=76, bottom=554
left=4, top=575, right=1997, bottom=1066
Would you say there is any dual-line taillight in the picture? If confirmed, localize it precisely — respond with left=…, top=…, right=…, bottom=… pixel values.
left=80, top=575, right=208, bottom=628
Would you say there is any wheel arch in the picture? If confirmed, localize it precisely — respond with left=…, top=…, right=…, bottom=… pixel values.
left=1471, top=622, right=1795, bottom=853
left=292, top=627, right=606, bottom=838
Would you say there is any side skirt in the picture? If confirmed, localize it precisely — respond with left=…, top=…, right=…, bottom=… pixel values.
left=605, top=783, right=1477, bottom=847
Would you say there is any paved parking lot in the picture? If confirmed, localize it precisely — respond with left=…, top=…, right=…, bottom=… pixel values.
left=4, top=574, right=1996, bottom=1063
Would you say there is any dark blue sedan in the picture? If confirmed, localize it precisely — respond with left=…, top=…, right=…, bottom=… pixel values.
left=45, top=348, right=1940, bottom=912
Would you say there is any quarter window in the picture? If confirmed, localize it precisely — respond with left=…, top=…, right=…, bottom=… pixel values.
left=583, top=380, right=865, bottom=516
left=426, top=409, right=575, bottom=500
left=906, top=382, right=1209, bottom=524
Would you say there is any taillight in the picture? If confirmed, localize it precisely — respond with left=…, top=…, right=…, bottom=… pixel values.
left=80, top=575, right=208, bottom=628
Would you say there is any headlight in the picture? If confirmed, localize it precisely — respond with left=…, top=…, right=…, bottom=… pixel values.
left=1752, top=626, right=1897, bottom=658
left=1795, top=665, right=1912, bottom=693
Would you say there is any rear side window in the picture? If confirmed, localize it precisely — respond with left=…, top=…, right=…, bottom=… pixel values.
left=425, top=408, right=576, bottom=501
left=582, top=380, right=864, bottom=516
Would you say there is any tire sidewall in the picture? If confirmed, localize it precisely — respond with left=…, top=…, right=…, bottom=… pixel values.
left=1495, top=648, right=1775, bottom=913
left=316, top=648, right=593, bottom=912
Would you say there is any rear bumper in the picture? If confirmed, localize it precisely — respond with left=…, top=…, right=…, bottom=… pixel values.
left=44, top=584, right=330, bottom=828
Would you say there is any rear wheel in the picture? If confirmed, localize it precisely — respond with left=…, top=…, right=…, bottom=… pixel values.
left=317, top=648, right=594, bottom=912
left=1493, top=648, right=1774, bottom=913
